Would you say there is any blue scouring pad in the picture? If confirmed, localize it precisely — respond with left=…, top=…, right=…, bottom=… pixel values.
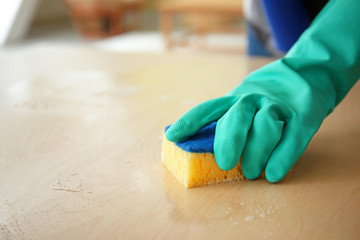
left=165, top=122, right=216, bottom=153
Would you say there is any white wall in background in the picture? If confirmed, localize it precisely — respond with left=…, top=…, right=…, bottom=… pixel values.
left=0, top=0, right=39, bottom=46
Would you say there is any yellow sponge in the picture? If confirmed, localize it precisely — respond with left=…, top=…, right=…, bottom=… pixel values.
left=162, top=134, right=244, bottom=188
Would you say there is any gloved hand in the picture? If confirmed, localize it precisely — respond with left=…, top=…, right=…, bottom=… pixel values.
left=166, top=0, right=360, bottom=182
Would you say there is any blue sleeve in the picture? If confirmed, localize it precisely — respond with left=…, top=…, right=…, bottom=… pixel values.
left=261, top=0, right=310, bottom=52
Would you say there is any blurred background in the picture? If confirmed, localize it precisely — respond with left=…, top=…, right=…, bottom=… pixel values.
left=0, top=0, right=249, bottom=54
left=0, top=0, right=330, bottom=58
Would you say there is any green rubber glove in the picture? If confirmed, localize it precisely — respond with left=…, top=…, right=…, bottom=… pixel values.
left=166, top=0, right=360, bottom=182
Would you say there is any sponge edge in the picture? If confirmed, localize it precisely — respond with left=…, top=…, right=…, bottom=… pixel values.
left=162, top=133, right=244, bottom=188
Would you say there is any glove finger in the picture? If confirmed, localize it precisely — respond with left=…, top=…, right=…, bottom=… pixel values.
left=214, top=98, right=256, bottom=171
left=166, top=96, right=237, bottom=142
left=265, top=123, right=314, bottom=182
left=241, top=106, right=284, bottom=180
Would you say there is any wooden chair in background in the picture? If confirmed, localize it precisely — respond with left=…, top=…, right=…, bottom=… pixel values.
left=63, top=0, right=144, bottom=39
left=160, top=0, right=244, bottom=52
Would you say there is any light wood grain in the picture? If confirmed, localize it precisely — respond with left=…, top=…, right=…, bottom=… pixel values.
left=0, top=44, right=359, bottom=239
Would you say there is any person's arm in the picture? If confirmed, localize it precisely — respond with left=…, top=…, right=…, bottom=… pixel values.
left=284, top=0, right=360, bottom=104
left=166, top=0, right=360, bottom=182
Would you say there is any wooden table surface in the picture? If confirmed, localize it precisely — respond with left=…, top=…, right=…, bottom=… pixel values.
left=0, top=44, right=359, bottom=240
